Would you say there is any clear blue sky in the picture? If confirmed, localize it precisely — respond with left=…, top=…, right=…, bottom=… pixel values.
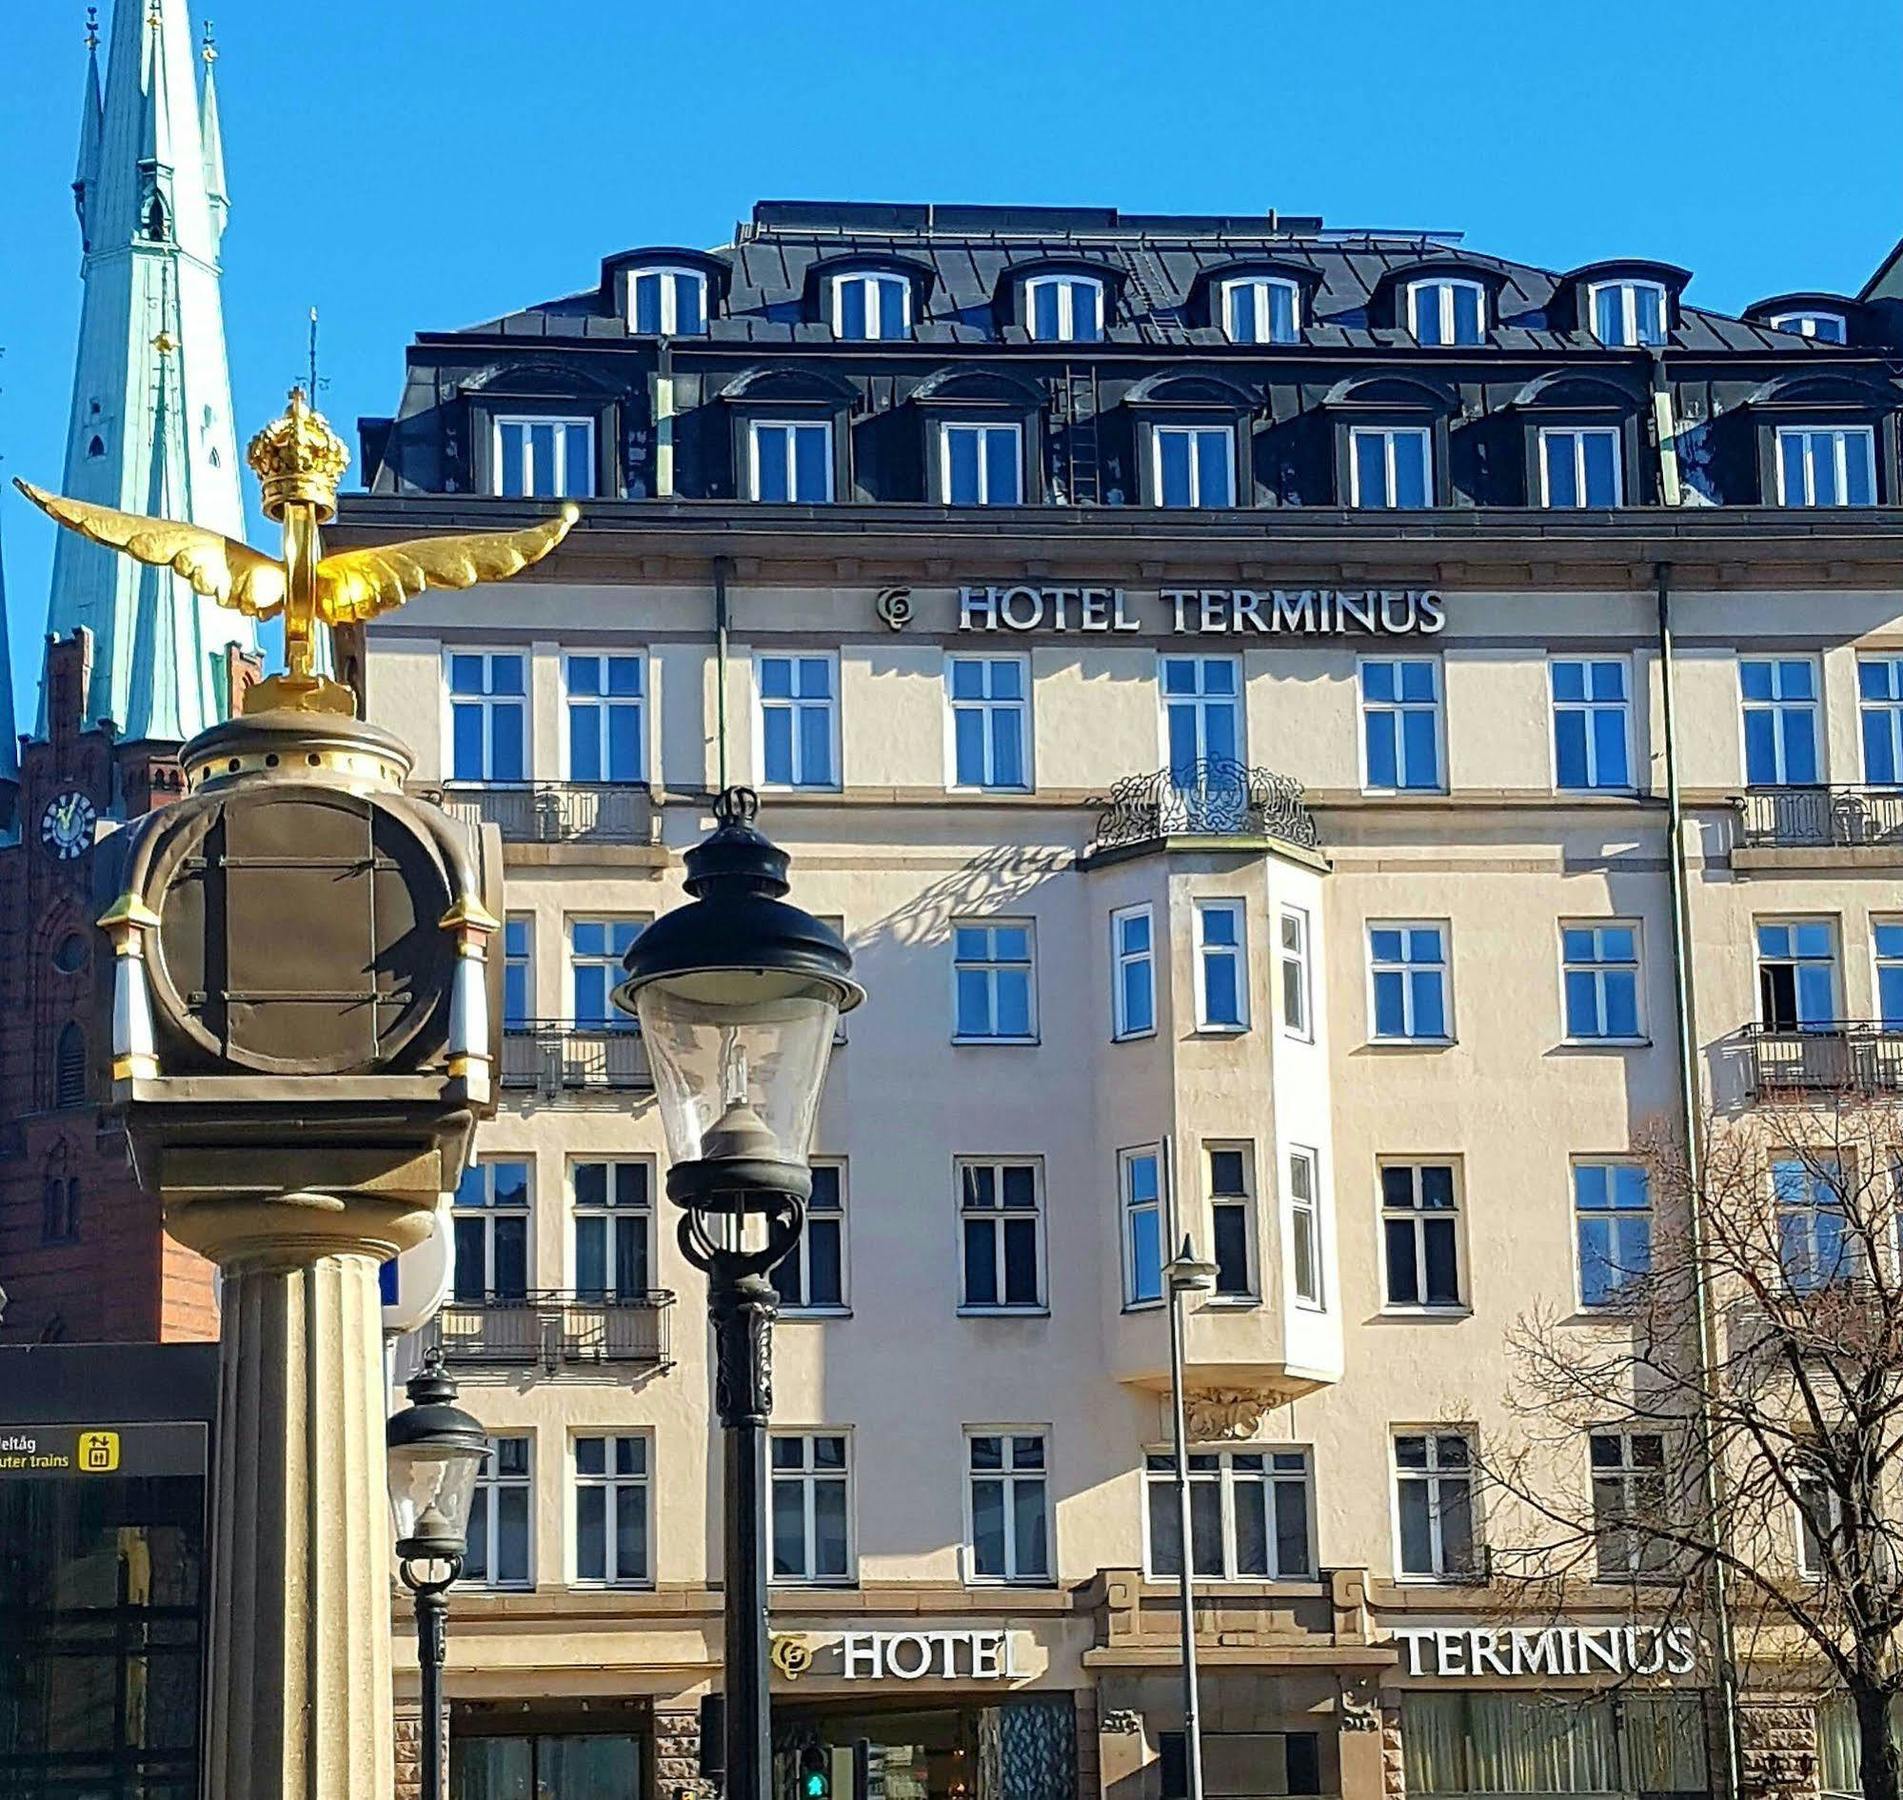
left=1, top=0, right=1896, bottom=725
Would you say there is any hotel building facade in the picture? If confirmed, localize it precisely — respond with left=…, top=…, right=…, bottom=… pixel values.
left=342, top=201, right=1903, bottom=1800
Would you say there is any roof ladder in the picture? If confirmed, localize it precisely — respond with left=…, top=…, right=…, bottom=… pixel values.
left=1126, top=244, right=1189, bottom=341
left=1051, top=365, right=1102, bottom=506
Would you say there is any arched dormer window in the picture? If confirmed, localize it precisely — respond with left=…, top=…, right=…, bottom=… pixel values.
left=1220, top=275, right=1302, bottom=346
left=1586, top=278, right=1668, bottom=347
left=54, top=1022, right=86, bottom=1110
left=1406, top=276, right=1487, bottom=347
left=629, top=266, right=708, bottom=335
left=1768, top=309, right=1847, bottom=344
left=1025, top=273, right=1104, bottom=344
left=831, top=271, right=912, bottom=341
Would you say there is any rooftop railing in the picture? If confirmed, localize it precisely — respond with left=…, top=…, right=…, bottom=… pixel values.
left=426, top=1290, right=673, bottom=1372
left=1090, top=759, right=1319, bottom=854
left=1735, top=786, right=1903, bottom=850
left=1741, top=1021, right=1903, bottom=1098
left=500, top=1020, right=652, bottom=1096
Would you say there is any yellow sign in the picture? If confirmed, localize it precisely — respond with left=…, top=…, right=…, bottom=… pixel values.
left=77, top=1430, right=121, bottom=1472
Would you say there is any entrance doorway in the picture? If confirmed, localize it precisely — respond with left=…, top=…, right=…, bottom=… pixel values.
left=771, top=1695, right=1073, bottom=1800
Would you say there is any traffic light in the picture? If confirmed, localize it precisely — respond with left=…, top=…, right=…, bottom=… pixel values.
left=799, top=1745, right=829, bottom=1798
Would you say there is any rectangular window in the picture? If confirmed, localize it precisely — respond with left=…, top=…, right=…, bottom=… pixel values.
left=1208, top=1145, right=1256, bottom=1299
left=1112, top=906, right=1156, bottom=1040
left=495, top=416, right=593, bottom=499
left=957, top=1160, right=1043, bottom=1311
left=749, top=420, right=833, bottom=503
left=1796, top=1458, right=1842, bottom=1579
left=947, top=656, right=1029, bottom=789
left=1122, top=1148, right=1165, bottom=1308
left=1394, top=1432, right=1477, bottom=1579
left=1740, top=658, right=1820, bottom=785
left=1876, top=921, right=1903, bottom=1030
left=952, top=921, right=1035, bottom=1042
left=966, top=1432, right=1049, bottom=1583
left=1773, top=1155, right=1851, bottom=1291
left=941, top=423, right=1022, bottom=506
left=1161, top=655, right=1242, bottom=777
left=1279, top=908, right=1312, bottom=1040
left=1194, top=899, right=1248, bottom=1030
left=467, top=1436, right=532, bottom=1588
left=564, top=653, right=644, bottom=783
left=1590, top=281, right=1667, bottom=348
left=1360, top=657, right=1442, bottom=791
left=1550, top=657, right=1631, bottom=790
left=1288, top=1147, right=1323, bottom=1308
left=1574, top=1162, right=1653, bottom=1307
left=1409, top=279, right=1485, bottom=347
left=1154, top=425, right=1237, bottom=508
left=772, top=1161, right=846, bottom=1311
left=630, top=267, right=706, bottom=336
left=770, top=1433, right=851, bottom=1583
left=1561, top=922, right=1643, bottom=1041
left=833, top=272, right=910, bottom=341
left=1539, top=426, right=1624, bottom=507
left=452, top=1159, right=530, bottom=1303
left=1368, top=923, right=1450, bottom=1042
left=1350, top=425, right=1432, bottom=507
left=1223, top=277, right=1300, bottom=346
left=1589, top=1429, right=1671, bottom=1579
left=1027, top=275, right=1103, bottom=344
left=1777, top=425, right=1876, bottom=507
left=1381, top=1162, right=1461, bottom=1309
left=574, top=1435, right=650, bottom=1586
left=569, top=918, right=642, bottom=1029
left=757, top=654, right=838, bottom=789
left=1146, top=1448, right=1313, bottom=1580
left=503, top=914, right=533, bottom=1029
left=572, top=1160, right=651, bottom=1300
left=447, top=651, right=527, bottom=784
left=1756, top=918, right=1838, bottom=1029
left=1860, top=656, right=1903, bottom=785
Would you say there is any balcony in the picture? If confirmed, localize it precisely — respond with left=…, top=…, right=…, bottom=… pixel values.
left=1085, top=760, right=1319, bottom=861
left=501, top=1020, right=652, bottom=1097
left=1741, top=1021, right=1903, bottom=1098
left=427, top=782, right=654, bottom=845
left=426, top=1290, right=674, bottom=1372
left=1736, top=786, right=1903, bottom=850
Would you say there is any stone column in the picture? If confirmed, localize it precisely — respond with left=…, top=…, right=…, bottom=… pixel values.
left=653, top=1706, right=710, bottom=1800
left=393, top=1700, right=426, bottom=1800
left=1736, top=1699, right=1819, bottom=1800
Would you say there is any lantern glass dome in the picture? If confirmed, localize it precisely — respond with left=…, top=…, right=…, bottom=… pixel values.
left=387, top=1438, right=486, bottom=1562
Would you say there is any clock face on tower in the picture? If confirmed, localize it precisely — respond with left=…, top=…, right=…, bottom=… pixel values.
left=40, top=790, right=97, bottom=861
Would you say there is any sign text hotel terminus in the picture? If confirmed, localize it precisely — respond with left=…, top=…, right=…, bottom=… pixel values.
left=950, top=585, right=1446, bottom=636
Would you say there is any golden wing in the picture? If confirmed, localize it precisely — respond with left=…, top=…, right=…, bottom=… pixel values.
left=12, top=477, right=287, bottom=618
left=314, top=505, right=579, bottom=625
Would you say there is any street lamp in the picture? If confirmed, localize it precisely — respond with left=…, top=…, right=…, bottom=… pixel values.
left=1164, top=1233, right=1219, bottom=1800
left=387, top=1347, right=489, bottom=1800
left=612, top=787, right=861, bottom=1800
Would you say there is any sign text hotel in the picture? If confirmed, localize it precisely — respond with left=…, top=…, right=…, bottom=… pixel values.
left=957, top=585, right=1446, bottom=637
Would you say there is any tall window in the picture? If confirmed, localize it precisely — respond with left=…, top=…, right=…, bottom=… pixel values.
left=453, top=1160, right=530, bottom=1303
left=1194, top=899, right=1248, bottom=1030
left=1777, top=425, right=1876, bottom=507
left=966, top=1432, right=1049, bottom=1583
left=1161, top=655, right=1241, bottom=776
left=1111, top=906, right=1156, bottom=1041
left=1773, top=1155, right=1851, bottom=1291
left=569, top=919, right=642, bottom=1029
left=494, top=417, right=592, bottom=499
left=572, top=1160, right=650, bottom=1299
left=1360, top=657, right=1442, bottom=791
left=1574, top=1162, right=1653, bottom=1307
left=630, top=267, right=707, bottom=335
left=564, top=653, right=644, bottom=783
left=757, top=654, right=838, bottom=788
left=1588, top=280, right=1668, bottom=348
left=1539, top=426, right=1624, bottom=507
left=1756, top=919, right=1837, bottom=1030
left=773, top=1161, right=846, bottom=1311
left=1408, top=278, right=1485, bottom=347
left=1860, top=656, right=1903, bottom=784
left=1146, top=1449, right=1313, bottom=1579
left=1561, top=922, right=1642, bottom=1042
left=467, top=1436, right=532, bottom=1588
left=1768, top=309, right=1847, bottom=343
left=1222, top=276, right=1300, bottom=345
left=1796, top=1455, right=1844, bottom=1578
left=1368, top=924, right=1451, bottom=1043
left=1122, top=1148, right=1164, bottom=1308
left=770, top=1433, right=851, bottom=1583
left=1740, top=658, right=1820, bottom=786
left=1026, top=274, right=1103, bottom=343
left=1288, top=1147, right=1323, bottom=1307
left=1875, top=921, right=1903, bottom=1029
left=952, top=922, right=1035, bottom=1042
left=1590, top=1430, right=1671, bottom=1578
left=941, top=422, right=1022, bottom=506
left=832, top=272, right=910, bottom=340
left=574, top=1435, right=650, bottom=1586
left=448, top=651, right=526, bottom=783
left=1153, top=425, right=1236, bottom=508
left=1551, top=658, right=1631, bottom=790
left=503, top=915, right=533, bottom=1028
left=947, top=656, right=1029, bottom=789
left=41, top=1169, right=80, bottom=1243
left=1381, top=1162, right=1461, bottom=1309
left=1208, top=1145, right=1256, bottom=1299
left=1279, top=908, right=1312, bottom=1040
left=957, top=1160, right=1042, bottom=1311
left=53, top=1023, right=86, bottom=1109
left=749, top=420, right=833, bottom=502
left=1394, top=1432, right=1477, bottom=1578
left=1350, top=426, right=1432, bottom=508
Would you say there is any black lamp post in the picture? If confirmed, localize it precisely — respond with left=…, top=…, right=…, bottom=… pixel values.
left=386, top=1347, right=490, bottom=1800
left=612, top=787, right=861, bottom=1800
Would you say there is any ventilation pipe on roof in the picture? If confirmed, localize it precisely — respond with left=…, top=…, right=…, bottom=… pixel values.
left=653, top=337, right=676, bottom=499
left=1649, top=349, right=1684, bottom=506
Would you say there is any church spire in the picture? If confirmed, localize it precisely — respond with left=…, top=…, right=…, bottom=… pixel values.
left=199, top=21, right=227, bottom=245
left=73, top=9, right=104, bottom=249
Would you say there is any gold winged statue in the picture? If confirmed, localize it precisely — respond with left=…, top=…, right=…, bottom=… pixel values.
left=15, top=387, right=577, bottom=718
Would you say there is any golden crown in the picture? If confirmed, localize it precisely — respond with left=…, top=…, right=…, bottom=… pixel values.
left=247, top=387, right=351, bottom=524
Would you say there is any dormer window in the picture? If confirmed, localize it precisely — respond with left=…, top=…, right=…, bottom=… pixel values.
left=494, top=416, right=594, bottom=499
left=1776, top=426, right=1876, bottom=507
left=832, top=273, right=911, bottom=341
left=1588, top=280, right=1668, bottom=348
left=1407, top=278, right=1485, bottom=348
left=1221, top=276, right=1300, bottom=346
left=1026, top=274, right=1104, bottom=344
left=630, top=267, right=708, bottom=335
left=1769, top=309, right=1848, bottom=344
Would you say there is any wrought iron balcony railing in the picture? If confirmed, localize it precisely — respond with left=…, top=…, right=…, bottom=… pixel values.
left=426, top=1290, right=674, bottom=1371
left=1735, top=786, right=1903, bottom=849
left=1090, top=759, right=1318, bottom=854
left=501, top=1019, right=652, bottom=1095
left=1742, top=1021, right=1903, bottom=1098
left=427, top=782, right=654, bottom=845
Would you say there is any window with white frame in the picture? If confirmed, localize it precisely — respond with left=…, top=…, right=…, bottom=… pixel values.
left=947, top=656, right=1029, bottom=789
left=748, top=419, right=833, bottom=503
left=1360, top=657, right=1442, bottom=791
left=1551, top=658, right=1631, bottom=790
left=1562, top=922, right=1642, bottom=1042
left=1153, top=424, right=1237, bottom=508
left=1394, top=1432, right=1477, bottom=1578
left=1768, top=309, right=1847, bottom=343
left=1288, top=1146, right=1324, bottom=1307
left=940, top=421, right=1023, bottom=506
left=1589, top=1429, right=1672, bottom=1579
left=770, top=1433, right=851, bottom=1583
left=467, top=1436, right=532, bottom=1588
left=772, top=1161, right=846, bottom=1311
left=569, top=918, right=643, bottom=1029
left=952, top=921, right=1035, bottom=1042
left=1207, top=1145, right=1256, bottom=1299
left=630, top=266, right=707, bottom=335
left=574, top=1435, right=650, bottom=1586
left=1368, top=923, right=1451, bottom=1042
left=1408, top=278, right=1486, bottom=347
left=957, top=1160, right=1042, bottom=1311
left=1111, top=906, right=1156, bottom=1040
left=1146, top=1448, right=1313, bottom=1579
left=1859, top=656, right=1903, bottom=784
left=452, top=1159, right=530, bottom=1303
left=1350, top=425, right=1433, bottom=508
left=503, top=914, right=533, bottom=1029
left=1161, top=654, right=1241, bottom=776
left=1773, top=1155, right=1852, bottom=1291
left=1777, top=425, right=1877, bottom=507
left=1025, top=274, right=1104, bottom=343
left=447, top=651, right=527, bottom=783
left=1756, top=918, right=1838, bottom=1030
left=1121, top=1147, right=1165, bottom=1308
left=1381, top=1162, right=1462, bottom=1309
left=1740, top=658, right=1820, bottom=786
left=1588, top=280, right=1668, bottom=348
left=1795, top=1452, right=1843, bottom=1578
left=1539, top=426, right=1624, bottom=507
left=494, top=416, right=593, bottom=499
left=832, top=271, right=911, bottom=341
left=564, top=653, right=644, bottom=783
left=1222, top=275, right=1300, bottom=345
left=1194, top=898, right=1248, bottom=1030
left=967, top=1432, right=1050, bottom=1583
left=572, top=1160, right=651, bottom=1300
left=1279, top=908, right=1312, bottom=1040
left=1876, top=921, right=1903, bottom=1030
left=757, top=654, right=838, bottom=788
left=1574, top=1162, right=1653, bottom=1308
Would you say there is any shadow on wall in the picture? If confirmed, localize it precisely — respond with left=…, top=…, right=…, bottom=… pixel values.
left=854, top=842, right=1075, bottom=958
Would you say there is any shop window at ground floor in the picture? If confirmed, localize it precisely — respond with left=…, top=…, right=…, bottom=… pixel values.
left=1403, top=1693, right=1706, bottom=1796
left=452, top=1732, right=642, bottom=1800
left=1161, top=1728, right=1322, bottom=1797
left=1818, top=1694, right=1903, bottom=1799
left=770, top=1695, right=1073, bottom=1800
